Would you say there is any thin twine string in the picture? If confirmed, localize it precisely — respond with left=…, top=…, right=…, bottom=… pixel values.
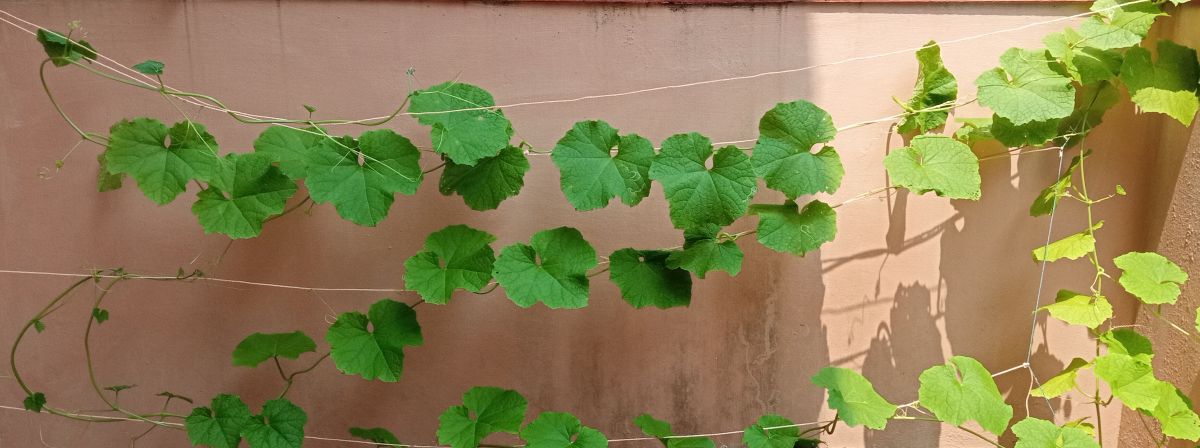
left=0, top=1, right=1145, bottom=125
left=1024, top=147, right=1067, bottom=417
left=0, top=404, right=830, bottom=447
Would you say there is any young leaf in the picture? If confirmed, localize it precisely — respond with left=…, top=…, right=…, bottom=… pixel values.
left=651, top=133, right=757, bottom=230
left=191, top=153, right=298, bottom=239
left=1032, top=221, right=1103, bottom=263
left=231, top=331, right=317, bottom=368
left=1098, top=328, right=1154, bottom=361
left=1149, top=384, right=1200, bottom=441
left=811, top=367, right=897, bottom=429
left=1041, top=290, right=1112, bottom=329
left=609, top=248, right=692, bottom=310
left=742, top=415, right=805, bottom=448
left=133, top=60, right=165, bottom=75
left=186, top=394, right=253, bottom=448
left=253, top=126, right=327, bottom=180
left=437, top=387, right=527, bottom=448
left=751, top=100, right=842, bottom=198
left=975, top=48, right=1075, bottom=125
left=953, top=117, right=994, bottom=146
left=917, top=356, right=1013, bottom=436
left=32, top=319, right=46, bottom=333
left=664, top=224, right=744, bottom=279
left=241, top=398, right=307, bottom=448
left=326, top=299, right=423, bottom=382
left=749, top=200, right=837, bottom=257
left=439, top=145, right=531, bottom=211
left=883, top=135, right=981, bottom=199
left=634, top=414, right=715, bottom=448
left=92, top=307, right=109, bottom=324
left=305, top=130, right=423, bottom=226
left=551, top=120, right=654, bottom=211
left=350, top=427, right=401, bottom=446
left=104, top=118, right=223, bottom=205
left=410, top=81, right=512, bottom=166
left=493, top=227, right=597, bottom=309
left=1043, top=28, right=1122, bottom=85
left=1094, top=352, right=1163, bottom=411
left=1076, top=0, right=1165, bottom=50
left=1030, top=151, right=1087, bottom=217
left=1114, top=251, right=1189, bottom=305
left=897, top=41, right=958, bottom=134
left=520, top=412, right=608, bottom=448
left=23, top=392, right=46, bottom=413
left=36, top=29, right=97, bottom=66
left=1120, top=40, right=1200, bottom=125
left=1011, top=417, right=1098, bottom=448
left=97, top=152, right=124, bottom=192
left=1030, top=358, right=1091, bottom=399
left=403, top=224, right=497, bottom=304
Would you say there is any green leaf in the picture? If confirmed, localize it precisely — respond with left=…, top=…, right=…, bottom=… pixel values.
left=439, top=145, right=530, bottom=211
left=104, top=118, right=223, bottom=205
left=634, top=414, right=715, bottom=448
left=651, top=133, right=757, bottom=230
left=1012, top=417, right=1099, bottom=448
left=1032, top=221, right=1103, bottom=262
left=1041, top=290, right=1112, bottom=329
left=32, top=319, right=45, bottom=333
left=1115, top=251, right=1189, bottom=305
left=133, top=60, right=165, bottom=75
left=1030, top=151, right=1087, bottom=217
left=253, top=126, right=326, bottom=180
left=241, top=398, right=307, bottom=448
left=1149, top=384, right=1200, bottom=441
left=975, top=48, right=1075, bottom=125
left=493, top=227, right=597, bottom=309
left=36, top=29, right=96, bottom=66
left=742, top=415, right=801, bottom=448
left=1044, top=28, right=1123, bottom=85
left=953, top=117, right=994, bottom=146
left=1121, top=40, right=1200, bottom=125
left=1076, top=0, right=1164, bottom=50
left=191, top=153, right=298, bottom=239
left=437, top=386, right=527, bottom=448
left=1056, top=83, right=1121, bottom=149
left=104, top=384, right=136, bottom=393
left=664, top=224, right=744, bottom=279
left=883, top=135, right=981, bottom=199
left=186, top=394, right=253, bottom=448
left=304, top=130, right=423, bottom=226
left=552, top=120, right=655, bottom=211
left=520, top=412, right=608, bottom=448
left=23, top=392, right=46, bottom=413
left=609, top=248, right=693, bottom=309
left=917, top=356, right=1013, bottom=436
left=97, top=152, right=124, bottom=192
left=1099, top=328, right=1154, bottom=361
left=231, top=331, right=317, bottom=367
left=1094, top=352, right=1163, bottom=410
left=349, top=427, right=401, bottom=446
left=897, top=41, right=958, bottom=134
left=749, top=199, right=837, bottom=256
left=410, top=81, right=512, bottom=166
left=403, top=225, right=497, bottom=304
left=990, top=116, right=1060, bottom=148
left=1030, top=358, right=1091, bottom=399
left=811, top=367, right=897, bottom=430
left=326, top=298, right=423, bottom=382
left=92, top=307, right=109, bottom=324
left=751, top=100, right=843, bottom=198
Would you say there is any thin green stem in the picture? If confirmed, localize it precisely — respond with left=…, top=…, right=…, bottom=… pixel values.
left=40, top=59, right=106, bottom=146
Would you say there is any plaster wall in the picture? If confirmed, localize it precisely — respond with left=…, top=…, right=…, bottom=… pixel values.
left=0, top=1, right=1182, bottom=446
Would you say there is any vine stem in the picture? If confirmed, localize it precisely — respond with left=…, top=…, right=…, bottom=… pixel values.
left=275, top=353, right=331, bottom=399
left=39, top=59, right=106, bottom=146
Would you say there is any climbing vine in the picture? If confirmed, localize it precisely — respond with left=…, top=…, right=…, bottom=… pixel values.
left=9, top=0, right=1200, bottom=446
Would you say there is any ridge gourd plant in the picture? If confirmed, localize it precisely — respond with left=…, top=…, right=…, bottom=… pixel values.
left=7, top=0, right=1200, bottom=446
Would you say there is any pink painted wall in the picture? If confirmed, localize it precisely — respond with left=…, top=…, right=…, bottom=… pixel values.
left=0, top=1, right=1185, bottom=446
